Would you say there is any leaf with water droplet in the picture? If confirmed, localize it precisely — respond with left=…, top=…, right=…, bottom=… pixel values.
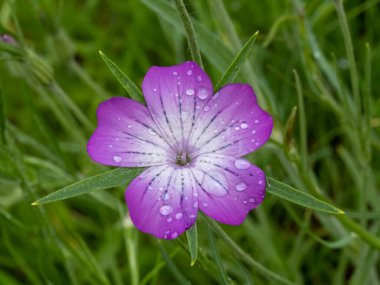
left=266, top=177, right=344, bottom=214
left=32, top=168, right=143, bottom=205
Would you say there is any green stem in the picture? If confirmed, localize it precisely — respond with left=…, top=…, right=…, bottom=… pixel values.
left=205, top=218, right=298, bottom=285
left=174, top=0, right=203, bottom=68
left=334, top=0, right=360, bottom=116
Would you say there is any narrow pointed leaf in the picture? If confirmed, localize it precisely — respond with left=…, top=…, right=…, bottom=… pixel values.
left=185, top=223, right=198, bottom=266
left=99, top=51, right=144, bottom=103
left=32, top=168, right=143, bottom=205
left=267, top=177, right=344, bottom=214
left=215, top=31, right=258, bottom=91
left=0, top=91, right=6, bottom=144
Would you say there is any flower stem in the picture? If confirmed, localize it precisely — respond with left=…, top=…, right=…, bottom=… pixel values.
left=174, top=0, right=203, bottom=68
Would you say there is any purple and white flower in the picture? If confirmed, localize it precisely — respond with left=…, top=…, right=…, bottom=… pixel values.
left=87, top=61, right=273, bottom=239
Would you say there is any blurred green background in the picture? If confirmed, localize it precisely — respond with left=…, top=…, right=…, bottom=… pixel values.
left=0, top=0, right=379, bottom=284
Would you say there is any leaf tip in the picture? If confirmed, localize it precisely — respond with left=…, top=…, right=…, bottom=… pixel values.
left=190, top=259, right=196, bottom=267
left=31, top=201, right=39, bottom=206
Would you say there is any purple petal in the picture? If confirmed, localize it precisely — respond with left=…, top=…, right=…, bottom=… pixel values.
left=191, top=153, right=265, bottom=225
left=87, top=97, right=172, bottom=167
left=189, top=84, right=273, bottom=157
left=142, top=61, right=213, bottom=151
left=125, top=165, right=198, bottom=239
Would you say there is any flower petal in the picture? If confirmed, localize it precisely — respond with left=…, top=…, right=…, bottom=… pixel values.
left=191, top=153, right=265, bottom=225
left=189, top=84, right=273, bottom=157
left=87, top=97, right=172, bottom=167
left=142, top=61, right=213, bottom=151
left=125, top=165, right=198, bottom=239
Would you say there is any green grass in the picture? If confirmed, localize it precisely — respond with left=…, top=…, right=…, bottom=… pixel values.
left=1, top=0, right=380, bottom=284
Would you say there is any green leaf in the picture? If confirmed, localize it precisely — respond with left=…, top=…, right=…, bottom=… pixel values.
left=32, top=168, right=143, bottom=205
left=267, top=177, right=344, bottom=214
left=99, top=51, right=144, bottom=103
left=214, top=31, right=258, bottom=91
left=185, top=223, right=198, bottom=266
left=0, top=91, right=6, bottom=144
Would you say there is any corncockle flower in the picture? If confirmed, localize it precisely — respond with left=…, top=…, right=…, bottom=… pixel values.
left=88, top=61, right=273, bottom=239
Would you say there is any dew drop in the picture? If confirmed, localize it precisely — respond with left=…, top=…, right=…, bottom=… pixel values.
left=249, top=198, right=256, bottom=203
left=185, top=88, right=195, bottom=96
left=148, top=129, right=156, bottom=136
left=235, top=182, right=247, bottom=191
left=127, top=125, right=132, bottom=128
left=204, top=106, right=210, bottom=112
left=147, top=186, right=154, bottom=191
left=196, top=75, right=202, bottom=81
left=175, top=212, right=183, bottom=220
left=252, top=129, right=256, bottom=135
left=109, top=144, right=113, bottom=148
left=167, top=217, right=172, bottom=223
left=153, top=88, right=157, bottom=92
left=187, top=70, right=193, bottom=75
left=113, top=155, right=122, bottom=163
left=235, top=127, right=240, bottom=131
left=241, top=122, right=249, bottom=129
left=193, top=202, right=198, bottom=208
left=177, top=81, right=181, bottom=85
left=203, top=202, right=208, bottom=207
left=173, top=71, right=178, bottom=76
left=258, top=180, right=263, bottom=185
left=201, top=169, right=228, bottom=197
left=197, top=87, right=209, bottom=99
left=189, top=214, right=196, bottom=219
left=254, top=119, right=259, bottom=124
left=234, top=158, right=250, bottom=170
left=171, top=232, right=178, bottom=238
left=159, top=205, right=173, bottom=216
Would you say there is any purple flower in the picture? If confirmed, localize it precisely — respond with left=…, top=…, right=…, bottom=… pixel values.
left=87, top=61, right=273, bottom=239
left=0, top=34, right=18, bottom=46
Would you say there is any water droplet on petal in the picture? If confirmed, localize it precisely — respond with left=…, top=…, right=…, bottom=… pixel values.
left=167, top=217, right=172, bottom=223
left=241, top=122, right=249, bottom=129
left=171, top=232, right=178, bottom=238
left=175, top=212, right=183, bottom=220
left=235, top=127, right=240, bottom=131
left=153, top=88, right=157, bottom=92
left=109, top=144, right=113, bottom=148
left=203, top=202, right=208, bottom=207
left=185, top=88, right=195, bottom=96
left=201, top=170, right=228, bottom=197
left=197, top=87, right=209, bottom=99
left=159, top=205, right=173, bottom=216
left=173, top=71, right=178, bottom=76
left=187, top=70, right=193, bottom=75
left=252, top=129, right=256, bottom=135
left=258, top=180, right=263, bottom=185
left=193, top=202, right=198, bottom=208
left=234, top=158, right=250, bottom=170
left=197, top=75, right=202, bottom=81
left=249, top=198, right=256, bottom=203
left=149, top=129, right=156, bottom=136
left=204, top=106, right=210, bottom=112
left=113, top=155, right=122, bottom=163
left=254, top=119, right=259, bottom=124
left=235, top=182, right=247, bottom=191
left=147, top=186, right=154, bottom=191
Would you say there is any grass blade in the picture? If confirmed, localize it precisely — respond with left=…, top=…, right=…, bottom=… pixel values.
left=185, top=223, right=198, bottom=266
left=99, top=51, right=144, bottom=103
left=267, top=177, right=344, bottom=214
left=214, top=31, right=258, bottom=91
left=32, top=168, right=143, bottom=205
left=0, top=91, right=6, bottom=144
